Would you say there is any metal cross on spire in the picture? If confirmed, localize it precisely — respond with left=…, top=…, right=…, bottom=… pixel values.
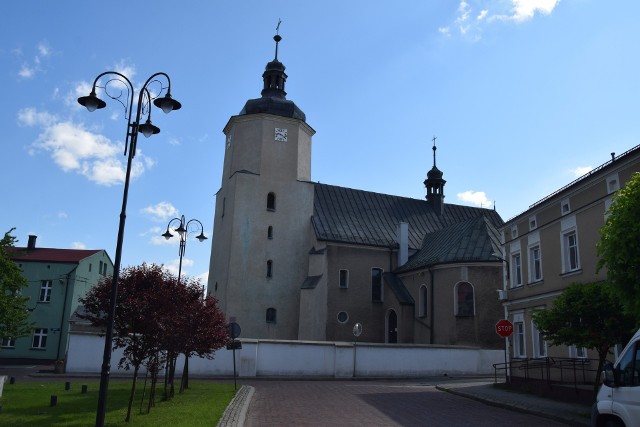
left=274, top=19, right=283, bottom=60
left=432, top=135, right=438, bottom=167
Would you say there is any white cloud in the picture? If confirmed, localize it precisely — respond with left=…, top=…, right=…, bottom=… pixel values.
left=16, top=40, right=52, bottom=79
left=571, top=166, right=592, bottom=177
left=510, top=0, right=559, bottom=22
left=142, top=201, right=179, bottom=222
left=37, top=41, right=51, bottom=57
left=24, top=108, right=154, bottom=186
left=163, top=257, right=195, bottom=276
left=18, top=64, right=35, bottom=79
left=457, top=190, right=494, bottom=209
left=57, top=211, right=68, bottom=219
left=71, top=241, right=86, bottom=249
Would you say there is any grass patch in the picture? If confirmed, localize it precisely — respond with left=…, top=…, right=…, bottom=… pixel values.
left=0, top=379, right=236, bottom=426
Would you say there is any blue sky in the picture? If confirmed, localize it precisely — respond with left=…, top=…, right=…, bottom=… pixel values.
left=3, top=0, right=640, bottom=287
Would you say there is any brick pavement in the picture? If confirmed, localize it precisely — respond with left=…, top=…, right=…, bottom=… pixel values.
left=217, top=379, right=588, bottom=427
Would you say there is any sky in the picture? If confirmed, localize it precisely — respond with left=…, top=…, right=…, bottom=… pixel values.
left=3, top=0, right=640, bottom=288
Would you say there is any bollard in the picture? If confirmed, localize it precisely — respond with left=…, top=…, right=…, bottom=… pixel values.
left=50, top=395, right=58, bottom=406
left=81, top=384, right=88, bottom=394
left=65, top=381, right=71, bottom=391
left=9, top=377, right=15, bottom=384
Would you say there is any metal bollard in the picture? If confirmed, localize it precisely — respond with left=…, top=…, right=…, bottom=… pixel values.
left=65, top=381, right=71, bottom=390
left=81, top=384, right=88, bottom=394
left=50, top=395, right=58, bottom=406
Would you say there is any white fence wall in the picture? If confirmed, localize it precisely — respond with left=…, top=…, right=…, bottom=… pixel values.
left=66, top=333, right=502, bottom=378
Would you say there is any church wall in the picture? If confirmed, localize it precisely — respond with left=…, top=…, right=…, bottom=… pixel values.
left=298, top=251, right=328, bottom=341
left=323, top=243, right=394, bottom=343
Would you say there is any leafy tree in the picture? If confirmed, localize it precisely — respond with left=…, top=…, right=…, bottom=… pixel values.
left=0, top=228, right=31, bottom=344
left=532, top=281, right=636, bottom=395
left=79, top=263, right=227, bottom=422
left=597, top=172, right=640, bottom=322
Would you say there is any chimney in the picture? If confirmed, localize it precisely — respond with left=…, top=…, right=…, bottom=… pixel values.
left=397, top=222, right=409, bottom=267
left=28, top=235, right=37, bottom=250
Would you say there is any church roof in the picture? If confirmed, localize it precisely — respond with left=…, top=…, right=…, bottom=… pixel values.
left=397, top=215, right=503, bottom=272
left=311, top=183, right=503, bottom=250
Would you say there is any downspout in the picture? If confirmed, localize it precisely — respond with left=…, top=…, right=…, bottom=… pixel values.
left=57, top=265, right=78, bottom=361
left=429, top=266, right=435, bottom=345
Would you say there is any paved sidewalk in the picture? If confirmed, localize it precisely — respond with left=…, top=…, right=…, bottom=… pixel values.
left=217, top=379, right=592, bottom=427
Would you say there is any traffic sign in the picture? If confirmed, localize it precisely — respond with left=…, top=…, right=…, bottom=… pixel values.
left=495, top=319, right=514, bottom=338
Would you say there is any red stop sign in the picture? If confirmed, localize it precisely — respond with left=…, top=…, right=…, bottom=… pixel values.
left=495, top=319, right=513, bottom=338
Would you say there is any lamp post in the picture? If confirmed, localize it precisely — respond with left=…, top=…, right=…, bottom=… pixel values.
left=78, top=71, right=181, bottom=427
left=162, top=215, right=207, bottom=284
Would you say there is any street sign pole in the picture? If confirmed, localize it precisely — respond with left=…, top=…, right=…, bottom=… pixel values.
left=495, top=319, right=513, bottom=383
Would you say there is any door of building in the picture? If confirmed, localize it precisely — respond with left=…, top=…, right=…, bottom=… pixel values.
left=387, top=310, right=398, bottom=343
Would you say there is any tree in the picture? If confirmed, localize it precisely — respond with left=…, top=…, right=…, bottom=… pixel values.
left=0, top=228, right=31, bottom=344
left=597, top=171, right=640, bottom=322
left=532, top=281, right=636, bottom=396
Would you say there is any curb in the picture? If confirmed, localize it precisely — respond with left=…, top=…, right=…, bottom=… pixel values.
left=217, top=385, right=254, bottom=427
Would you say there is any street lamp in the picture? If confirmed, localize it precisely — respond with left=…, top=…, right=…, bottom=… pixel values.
left=162, top=215, right=207, bottom=284
left=78, top=71, right=181, bottom=427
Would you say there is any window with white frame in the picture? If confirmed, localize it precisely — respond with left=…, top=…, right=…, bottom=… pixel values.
left=511, top=225, right=518, bottom=239
left=562, top=230, right=580, bottom=272
left=418, top=285, right=427, bottom=318
left=561, top=199, right=570, bottom=215
left=513, top=313, right=526, bottom=358
left=529, top=245, right=542, bottom=282
left=1, top=337, right=16, bottom=348
left=39, top=280, right=52, bottom=302
left=32, top=328, right=48, bottom=349
left=606, top=173, right=620, bottom=194
left=529, top=216, right=537, bottom=230
left=531, top=321, right=547, bottom=358
left=569, top=345, right=587, bottom=358
left=511, top=252, right=522, bottom=288
left=339, top=269, right=349, bottom=289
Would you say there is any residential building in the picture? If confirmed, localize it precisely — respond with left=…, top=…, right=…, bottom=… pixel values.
left=2, top=235, right=113, bottom=363
left=500, top=145, right=640, bottom=364
left=207, top=34, right=505, bottom=347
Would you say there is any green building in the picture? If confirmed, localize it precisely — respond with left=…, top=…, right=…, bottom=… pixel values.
left=2, top=235, right=112, bottom=363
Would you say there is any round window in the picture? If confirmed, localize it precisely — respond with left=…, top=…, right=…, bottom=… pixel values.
left=337, top=311, right=349, bottom=324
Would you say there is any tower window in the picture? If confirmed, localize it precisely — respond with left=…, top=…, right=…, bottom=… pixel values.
left=371, top=268, right=383, bottom=302
left=266, top=307, right=277, bottom=323
left=268, top=226, right=273, bottom=239
left=267, top=260, right=273, bottom=278
left=267, top=192, right=276, bottom=211
left=339, top=269, right=349, bottom=289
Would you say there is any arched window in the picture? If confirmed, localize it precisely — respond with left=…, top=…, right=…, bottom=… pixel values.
left=267, top=192, right=276, bottom=211
left=371, top=268, right=383, bottom=302
left=266, top=307, right=276, bottom=323
left=455, top=282, right=475, bottom=316
left=419, top=285, right=428, bottom=318
left=268, top=226, right=273, bottom=239
left=267, top=260, right=273, bottom=278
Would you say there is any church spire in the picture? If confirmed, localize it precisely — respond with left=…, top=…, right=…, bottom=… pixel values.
left=424, top=136, right=446, bottom=215
left=261, top=21, right=287, bottom=100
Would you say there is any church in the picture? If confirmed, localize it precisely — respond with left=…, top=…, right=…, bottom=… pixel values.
left=207, top=34, right=505, bottom=348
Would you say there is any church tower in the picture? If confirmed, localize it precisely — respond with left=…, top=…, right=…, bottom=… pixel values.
left=207, top=32, right=316, bottom=339
left=424, top=137, right=446, bottom=215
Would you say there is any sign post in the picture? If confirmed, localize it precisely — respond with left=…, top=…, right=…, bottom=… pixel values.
left=227, top=322, right=241, bottom=391
left=495, top=319, right=513, bottom=383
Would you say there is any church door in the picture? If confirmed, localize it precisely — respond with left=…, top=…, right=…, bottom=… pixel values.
left=387, top=310, right=398, bottom=343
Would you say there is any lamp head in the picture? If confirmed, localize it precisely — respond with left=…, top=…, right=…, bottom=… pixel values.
left=153, top=93, right=182, bottom=114
left=77, top=91, right=106, bottom=112
left=138, top=119, right=160, bottom=138
left=175, top=223, right=187, bottom=237
left=196, top=232, right=208, bottom=242
left=162, top=229, right=174, bottom=240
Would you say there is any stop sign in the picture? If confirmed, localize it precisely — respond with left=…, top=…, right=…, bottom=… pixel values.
left=495, top=319, right=513, bottom=338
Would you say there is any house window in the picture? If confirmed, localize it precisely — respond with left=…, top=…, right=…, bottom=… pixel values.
left=266, top=260, right=273, bottom=278
left=529, top=245, right=542, bottom=282
left=32, top=328, right=48, bottom=349
left=339, top=269, right=349, bottom=289
left=99, top=260, right=107, bottom=276
left=267, top=192, right=276, bottom=211
left=89, top=263, right=92, bottom=272
left=337, top=311, right=349, bottom=323
left=455, top=282, right=474, bottom=317
left=268, top=226, right=273, bottom=239
left=266, top=307, right=276, bottom=323
left=529, top=216, right=537, bottom=230
left=561, top=199, right=570, bottom=215
left=371, top=268, right=383, bottom=302
left=532, top=322, right=547, bottom=358
left=607, top=174, right=620, bottom=194
left=39, top=280, right=52, bottom=302
left=511, top=253, right=522, bottom=288
left=511, top=225, right=518, bottom=239
left=418, top=285, right=428, bottom=318
left=513, top=314, right=526, bottom=358
left=570, top=346, right=587, bottom=359
left=563, top=230, right=580, bottom=272
left=1, top=337, right=16, bottom=348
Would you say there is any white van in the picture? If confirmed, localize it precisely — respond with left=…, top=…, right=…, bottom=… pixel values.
left=592, top=328, right=640, bottom=427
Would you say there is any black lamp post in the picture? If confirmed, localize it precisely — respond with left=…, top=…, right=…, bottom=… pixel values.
left=162, top=215, right=207, bottom=284
left=78, top=71, right=181, bottom=427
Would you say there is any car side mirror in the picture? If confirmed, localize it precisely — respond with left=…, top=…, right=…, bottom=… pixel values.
left=601, top=362, right=617, bottom=388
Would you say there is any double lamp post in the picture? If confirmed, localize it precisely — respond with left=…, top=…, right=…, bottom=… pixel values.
left=78, top=71, right=181, bottom=427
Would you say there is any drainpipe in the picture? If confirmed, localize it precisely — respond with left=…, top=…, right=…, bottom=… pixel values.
left=429, top=266, right=435, bottom=345
left=57, top=266, right=78, bottom=361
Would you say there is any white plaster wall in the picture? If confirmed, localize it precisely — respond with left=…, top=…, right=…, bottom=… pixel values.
left=66, top=333, right=502, bottom=378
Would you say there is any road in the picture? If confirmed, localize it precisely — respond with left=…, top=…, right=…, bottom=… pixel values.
left=241, top=380, right=569, bottom=427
